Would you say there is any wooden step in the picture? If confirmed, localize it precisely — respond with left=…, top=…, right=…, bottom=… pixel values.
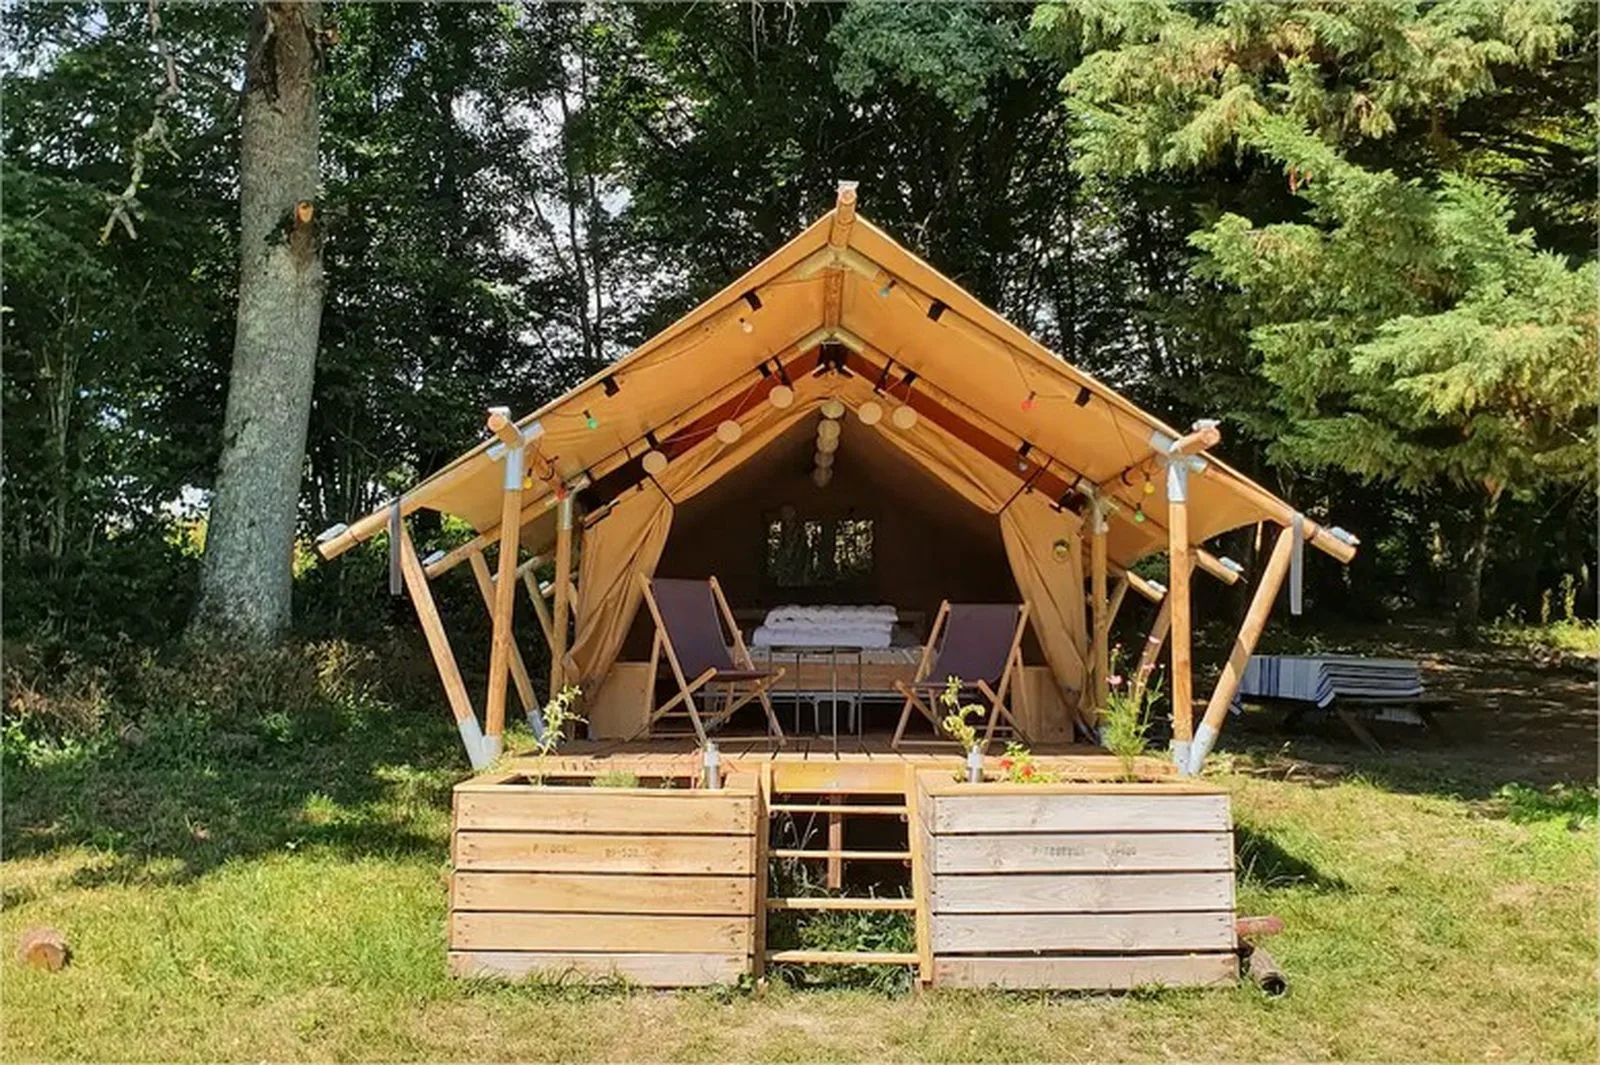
left=771, top=849, right=911, bottom=861
left=769, top=803, right=908, bottom=816
left=766, top=897, right=916, bottom=911
left=765, top=950, right=919, bottom=965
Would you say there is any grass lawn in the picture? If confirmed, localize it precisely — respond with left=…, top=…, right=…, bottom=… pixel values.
left=3, top=640, right=1595, bottom=1061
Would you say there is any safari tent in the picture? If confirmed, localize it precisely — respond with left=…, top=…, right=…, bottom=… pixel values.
left=316, top=183, right=1360, bottom=990
left=315, top=183, right=1358, bottom=775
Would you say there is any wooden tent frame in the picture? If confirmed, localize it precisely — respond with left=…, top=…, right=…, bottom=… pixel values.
left=327, top=185, right=1359, bottom=776
left=890, top=601, right=1033, bottom=752
left=633, top=574, right=787, bottom=745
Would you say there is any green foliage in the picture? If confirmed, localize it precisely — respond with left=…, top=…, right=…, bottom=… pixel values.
left=590, top=769, right=640, bottom=789
left=936, top=675, right=986, bottom=754
left=526, top=685, right=584, bottom=784
left=1100, top=649, right=1159, bottom=780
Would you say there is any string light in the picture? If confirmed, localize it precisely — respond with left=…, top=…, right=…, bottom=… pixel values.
left=1143, top=477, right=1155, bottom=496
left=1133, top=505, right=1147, bottom=524
left=738, top=316, right=753, bottom=334
left=1021, top=390, right=1037, bottom=412
left=879, top=278, right=895, bottom=298
left=584, top=410, right=599, bottom=430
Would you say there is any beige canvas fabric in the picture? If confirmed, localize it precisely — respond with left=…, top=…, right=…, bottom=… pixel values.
left=320, top=194, right=1342, bottom=735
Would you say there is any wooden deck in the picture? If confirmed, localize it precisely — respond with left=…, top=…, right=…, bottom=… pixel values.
left=499, top=735, right=1174, bottom=793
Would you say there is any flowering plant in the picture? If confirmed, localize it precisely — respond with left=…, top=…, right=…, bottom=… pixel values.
left=996, top=740, right=1058, bottom=784
left=1100, top=648, right=1158, bottom=781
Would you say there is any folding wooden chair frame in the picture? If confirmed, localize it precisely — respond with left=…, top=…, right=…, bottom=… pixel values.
left=891, top=601, right=1033, bottom=752
left=634, top=573, right=786, bottom=745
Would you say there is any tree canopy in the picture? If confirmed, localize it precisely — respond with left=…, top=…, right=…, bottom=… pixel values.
left=3, top=0, right=1593, bottom=652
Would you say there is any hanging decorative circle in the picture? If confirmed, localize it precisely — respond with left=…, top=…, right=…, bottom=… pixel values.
left=857, top=400, right=883, bottom=426
left=1052, top=538, right=1071, bottom=563
left=768, top=384, right=795, bottom=410
left=811, top=466, right=833, bottom=488
left=814, top=450, right=835, bottom=468
left=892, top=404, right=919, bottom=430
left=821, top=398, right=845, bottom=420
left=816, top=433, right=839, bottom=454
left=716, top=420, right=743, bottom=444
left=642, top=449, right=669, bottom=475
left=816, top=418, right=841, bottom=443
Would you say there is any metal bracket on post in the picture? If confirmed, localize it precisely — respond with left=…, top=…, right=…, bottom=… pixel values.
left=965, top=746, right=983, bottom=783
left=702, top=741, right=721, bottom=789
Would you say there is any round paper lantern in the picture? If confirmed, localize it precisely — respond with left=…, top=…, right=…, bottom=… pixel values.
left=811, top=466, right=833, bottom=487
left=820, top=398, right=845, bottom=419
left=642, top=449, right=669, bottom=475
left=857, top=401, right=883, bottom=426
left=816, top=433, right=839, bottom=454
left=814, top=450, right=835, bottom=468
left=816, top=418, right=841, bottom=443
left=716, top=420, right=743, bottom=444
left=891, top=404, right=918, bottom=430
left=768, top=384, right=795, bottom=409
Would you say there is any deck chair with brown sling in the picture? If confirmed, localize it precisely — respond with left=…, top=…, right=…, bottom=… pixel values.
left=635, top=575, right=787, bottom=745
left=890, top=601, right=1032, bottom=751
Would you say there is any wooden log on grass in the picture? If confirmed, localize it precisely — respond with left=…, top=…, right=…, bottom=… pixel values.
left=17, top=927, right=69, bottom=971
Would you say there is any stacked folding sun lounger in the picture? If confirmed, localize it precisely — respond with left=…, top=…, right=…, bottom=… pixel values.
left=751, top=604, right=897, bottom=650
left=1234, top=655, right=1425, bottom=708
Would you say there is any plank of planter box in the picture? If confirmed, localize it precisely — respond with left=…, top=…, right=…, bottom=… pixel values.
left=932, top=953, right=1237, bottom=990
left=931, top=871, right=1234, bottom=914
left=930, top=831, right=1232, bottom=874
left=931, top=910, right=1236, bottom=953
left=452, top=872, right=755, bottom=915
left=448, top=950, right=747, bottom=986
left=450, top=912, right=751, bottom=953
left=453, top=831, right=754, bottom=875
left=929, top=793, right=1230, bottom=834
left=454, top=790, right=756, bottom=834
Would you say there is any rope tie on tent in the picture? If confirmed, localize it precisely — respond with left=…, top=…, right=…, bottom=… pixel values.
left=1290, top=512, right=1305, bottom=616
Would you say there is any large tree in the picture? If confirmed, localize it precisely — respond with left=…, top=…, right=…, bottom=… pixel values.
left=194, top=1, right=327, bottom=639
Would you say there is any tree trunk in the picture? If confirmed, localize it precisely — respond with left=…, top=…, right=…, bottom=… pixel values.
left=194, top=1, right=325, bottom=641
left=1453, top=485, right=1503, bottom=643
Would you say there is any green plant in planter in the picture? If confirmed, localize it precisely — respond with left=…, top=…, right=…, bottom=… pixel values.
left=529, top=685, right=583, bottom=785
left=1100, top=649, right=1160, bottom=781
left=996, top=740, right=1058, bottom=783
left=937, top=675, right=985, bottom=753
left=591, top=769, right=639, bottom=788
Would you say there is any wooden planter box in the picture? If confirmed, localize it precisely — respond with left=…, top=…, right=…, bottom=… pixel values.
left=448, top=775, right=760, bottom=986
left=915, top=774, right=1239, bottom=990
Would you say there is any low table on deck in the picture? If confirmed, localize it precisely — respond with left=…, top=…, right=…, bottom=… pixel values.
left=754, top=644, right=867, bottom=743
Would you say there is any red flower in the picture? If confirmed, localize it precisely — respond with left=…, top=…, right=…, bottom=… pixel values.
left=1021, top=764, right=1036, bottom=778
left=999, top=758, right=1014, bottom=771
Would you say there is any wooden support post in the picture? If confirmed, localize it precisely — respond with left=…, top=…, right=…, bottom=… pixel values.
left=1107, top=575, right=1130, bottom=630
left=827, top=795, right=844, bottom=890
left=519, top=569, right=558, bottom=652
left=550, top=493, right=575, bottom=700
left=1167, top=463, right=1194, bottom=770
left=1189, top=525, right=1296, bottom=774
left=1090, top=500, right=1109, bottom=714
left=484, top=452, right=525, bottom=760
left=397, top=525, right=490, bottom=769
left=469, top=550, right=536, bottom=718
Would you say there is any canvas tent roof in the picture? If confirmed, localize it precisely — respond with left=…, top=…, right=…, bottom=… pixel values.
left=317, top=186, right=1354, bottom=572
